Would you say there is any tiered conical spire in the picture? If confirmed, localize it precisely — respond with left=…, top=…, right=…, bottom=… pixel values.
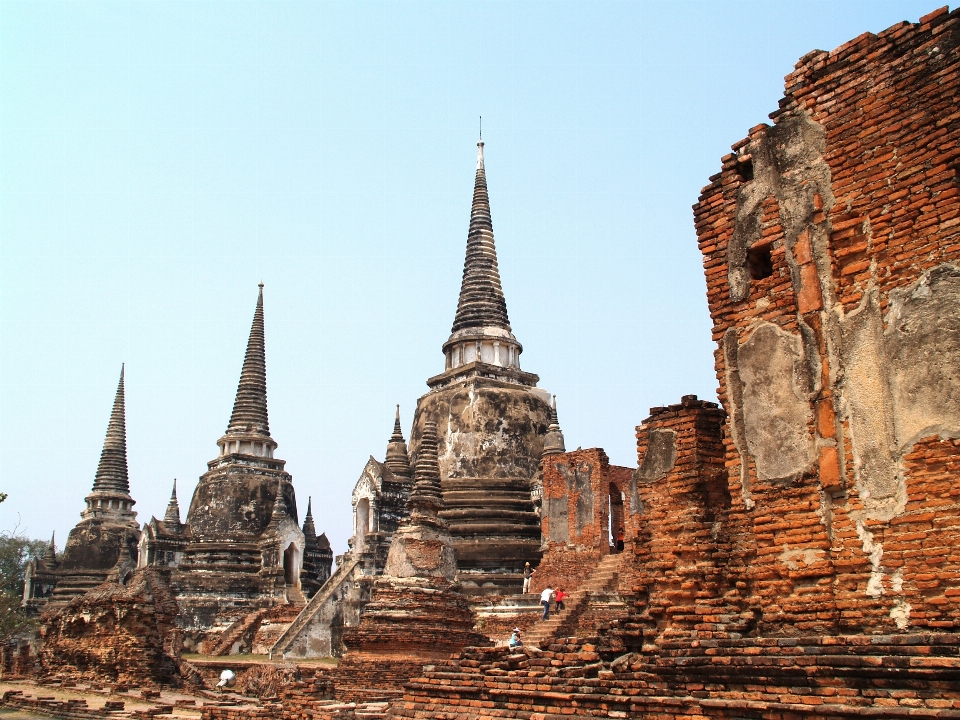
left=450, top=140, right=511, bottom=333
left=164, top=479, right=182, bottom=525
left=226, top=284, right=270, bottom=438
left=42, top=532, right=57, bottom=566
left=407, top=421, right=444, bottom=516
left=91, top=366, right=130, bottom=494
left=302, top=497, right=317, bottom=542
left=384, top=405, right=412, bottom=478
left=271, top=482, right=289, bottom=521
left=542, top=395, right=566, bottom=457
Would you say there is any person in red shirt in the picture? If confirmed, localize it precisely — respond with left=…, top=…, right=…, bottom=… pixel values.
left=555, top=588, right=568, bottom=612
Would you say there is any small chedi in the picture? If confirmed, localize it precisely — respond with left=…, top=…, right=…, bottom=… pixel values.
left=330, top=421, right=489, bottom=702
left=5, top=8, right=959, bottom=720
left=23, top=367, right=140, bottom=610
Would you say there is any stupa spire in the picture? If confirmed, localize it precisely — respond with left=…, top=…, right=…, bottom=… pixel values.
left=542, top=394, right=566, bottom=457
left=164, top=479, right=182, bottom=525
left=407, top=421, right=444, bottom=517
left=302, top=497, right=317, bottom=541
left=42, top=532, right=57, bottom=565
left=384, top=405, right=412, bottom=478
left=271, top=482, right=289, bottom=521
left=450, top=139, right=511, bottom=334
left=226, top=284, right=270, bottom=438
left=91, top=365, right=130, bottom=494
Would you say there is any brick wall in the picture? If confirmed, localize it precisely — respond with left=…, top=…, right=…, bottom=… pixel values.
left=693, top=5, right=960, bottom=636
left=618, top=396, right=736, bottom=648
left=535, top=449, right=635, bottom=594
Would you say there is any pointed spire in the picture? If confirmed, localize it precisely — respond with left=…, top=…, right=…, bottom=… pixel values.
left=384, top=405, right=412, bottom=478
left=226, top=284, right=270, bottom=438
left=391, top=405, right=403, bottom=441
left=542, top=395, right=566, bottom=457
left=42, top=532, right=57, bottom=566
left=271, top=482, right=289, bottom=521
left=302, top=496, right=317, bottom=541
left=407, top=421, right=444, bottom=516
left=164, top=479, right=182, bottom=525
left=450, top=139, right=511, bottom=334
left=92, top=365, right=130, bottom=494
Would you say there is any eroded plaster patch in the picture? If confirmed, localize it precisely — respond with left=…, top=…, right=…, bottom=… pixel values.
left=855, top=519, right=885, bottom=597
left=779, top=544, right=826, bottom=571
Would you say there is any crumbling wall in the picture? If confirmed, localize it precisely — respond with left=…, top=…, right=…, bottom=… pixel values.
left=38, top=569, right=183, bottom=686
left=615, top=396, right=735, bottom=648
left=693, top=5, right=960, bottom=635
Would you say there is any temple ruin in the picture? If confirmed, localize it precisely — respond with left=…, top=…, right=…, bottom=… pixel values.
left=5, top=7, right=959, bottom=719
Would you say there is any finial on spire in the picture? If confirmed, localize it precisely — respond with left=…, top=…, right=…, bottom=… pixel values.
left=479, top=115, right=482, bottom=139
left=43, top=532, right=57, bottom=565
left=391, top=405, right=403, bottom=441
left=407, top=421, right=444, bottom=516
left=302, top=496, right=317, bottom=540
left=271, top=483, right=289, bottom=521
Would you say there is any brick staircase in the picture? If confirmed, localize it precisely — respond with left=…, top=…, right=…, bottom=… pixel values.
left=523, top=553, right=622, bottom=649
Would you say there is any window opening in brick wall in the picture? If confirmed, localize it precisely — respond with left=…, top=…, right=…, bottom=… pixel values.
left=736, top=155, right=754, bottom=182
left=748, top=244, right=774, bottom=280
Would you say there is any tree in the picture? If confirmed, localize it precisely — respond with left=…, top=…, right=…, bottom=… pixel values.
left=0, top=525, right=48, bottom=640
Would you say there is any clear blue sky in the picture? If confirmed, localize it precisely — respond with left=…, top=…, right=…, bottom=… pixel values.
left=0, top=1, right=944, bottom=555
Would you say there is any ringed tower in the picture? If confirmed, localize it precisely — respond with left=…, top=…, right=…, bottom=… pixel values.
left=408, top=139, right=551, bottom=594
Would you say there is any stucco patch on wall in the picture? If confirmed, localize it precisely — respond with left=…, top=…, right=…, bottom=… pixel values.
left=886, top=264, right=960, bottom=450
left=736, top=323, right=815, bottom=483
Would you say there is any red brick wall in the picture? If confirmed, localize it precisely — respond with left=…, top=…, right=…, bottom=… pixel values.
left=535, top=449, right=635, bottom=594
left=693, top=6, right=960, bottom=636
left=626, top=397, right=735, bottom=645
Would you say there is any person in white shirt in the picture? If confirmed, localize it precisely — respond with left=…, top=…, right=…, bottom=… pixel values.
left=522, top=562, right=534, bottom=593
left=540, top=586, right=554, bottom=620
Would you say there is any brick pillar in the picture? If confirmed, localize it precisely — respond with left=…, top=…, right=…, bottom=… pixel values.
left=629, top=396, right=740, bottom=646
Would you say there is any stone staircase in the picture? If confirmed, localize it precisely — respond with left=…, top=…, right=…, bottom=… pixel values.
left=270, top=555, right=364, bottom=659
left=284, top=585, right=306, bottom=605
left=209, top=609, right=270, bottom=656
left=523, top=553, right=623, bottom=649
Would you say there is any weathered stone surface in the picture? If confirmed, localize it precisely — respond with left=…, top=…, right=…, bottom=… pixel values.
left=409, top=378, right=548, bottom=591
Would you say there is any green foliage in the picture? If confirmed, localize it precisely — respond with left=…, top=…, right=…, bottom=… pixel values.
left=0, top=492, right=7, bottom=503
left=0, top=526, right=48, bottom=641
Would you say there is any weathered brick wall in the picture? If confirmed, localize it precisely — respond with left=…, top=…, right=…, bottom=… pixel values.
left=535, top=449, right=635, bottom=594
left=37, top=569, right=183, bottom=686
left=616, top=397, right=736, bottom=648
left=693, top=5, right=960, bottom=636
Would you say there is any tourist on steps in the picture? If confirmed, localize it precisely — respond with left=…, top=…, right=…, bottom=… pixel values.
left=555, top=588, right=568, bottom=612
left=616, top=527, right=626, bottom=553
left=522, top=562, right=534, bottom=593
left=509, top=628, right=523, bottom=648
left=540, top=586, right=555, bottom=620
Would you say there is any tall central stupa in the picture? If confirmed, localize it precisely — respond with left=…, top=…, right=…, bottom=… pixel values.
left=408, top=139, right=551, bottom=594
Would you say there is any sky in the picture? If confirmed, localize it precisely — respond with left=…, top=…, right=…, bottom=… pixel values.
left=0, top=0, right=944, bottom=556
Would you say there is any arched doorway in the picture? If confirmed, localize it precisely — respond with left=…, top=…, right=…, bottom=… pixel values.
left=283, top=542, right=299, bottom=585
left=355, top=498, right=370, bottom=540
left=609, top=482, right=625, bottom=553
